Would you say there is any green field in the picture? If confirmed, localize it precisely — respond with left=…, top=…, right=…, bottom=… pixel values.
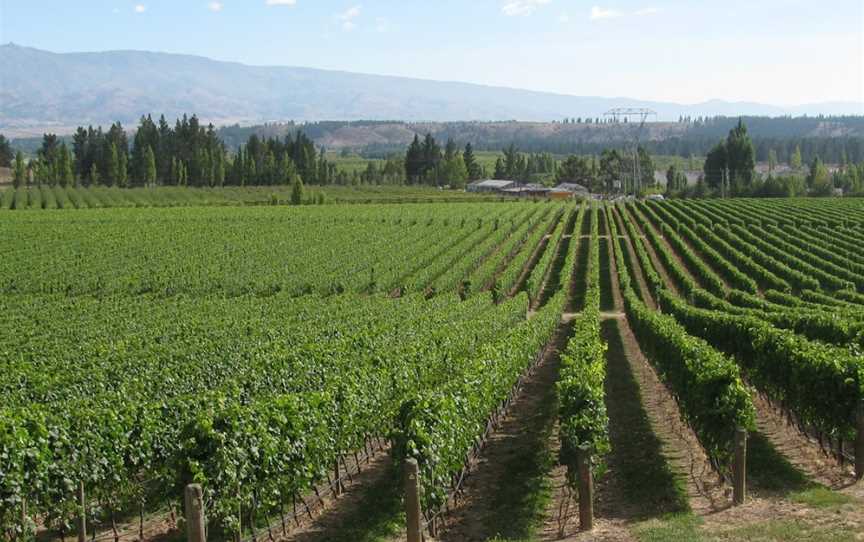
left=0, top=184, right=502, bottom=210
left=2, top=198, right=862, bottom=541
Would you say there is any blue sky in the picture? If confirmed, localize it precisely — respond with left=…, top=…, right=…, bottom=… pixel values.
left=1, top=0, right=862, bottom=105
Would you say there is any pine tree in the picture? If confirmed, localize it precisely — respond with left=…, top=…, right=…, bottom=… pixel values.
left=463, top=143, right=482, bottom=180
left=405, top=134, right=424, bottom=183
left=90, top=162, right=100, bottom=185
left=0, top=135, right=12, bottom=167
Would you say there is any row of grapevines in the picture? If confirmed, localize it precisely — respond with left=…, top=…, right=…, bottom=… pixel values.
left=610, top=205, right=755, bottom=471
left=690, top=288, right=864, bottom=347
left=558, top=202, right=609, bottom=483
left=466, top=205, right=558, bottom=294
left=711, top=225, right=819, bottom=291
left=0, top=291, right=530, bottom=534
left=624, top=203, right=699, bottom=296
left=524, top=205, right=575, bottom=303
left=498, top=205, right=567, bottom=295
left=656, top=289, right=864, bottom=444
left=0, top=204, right=540, bottom=297
left=393, top=292, right=564, bottom=512
left=637, top=202, right=727, bottom=297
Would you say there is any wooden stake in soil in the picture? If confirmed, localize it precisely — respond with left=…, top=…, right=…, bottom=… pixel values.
left=184, top=484, right=206, bottom=542
left=77, top=481, right=87, bottom=542
left=577, top=447, right=594, bottom=531
left=404, top=459, right=422, bottom=542
left=856, top=401, right=864, bottom=480
left=21, top=498, right=27, bottom=537
left=733, top=426, right=747, bottom=505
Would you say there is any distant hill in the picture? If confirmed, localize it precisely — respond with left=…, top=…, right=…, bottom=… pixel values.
left=1, top=43, right=862, bottom=136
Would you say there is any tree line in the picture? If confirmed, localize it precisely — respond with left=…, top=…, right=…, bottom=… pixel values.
left=664, top=119, right=864, bottom=198
left=5, top=115, right=335, bottom=191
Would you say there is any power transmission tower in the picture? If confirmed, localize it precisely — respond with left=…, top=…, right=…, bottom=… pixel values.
left=604, top=108, right=657, bottom=195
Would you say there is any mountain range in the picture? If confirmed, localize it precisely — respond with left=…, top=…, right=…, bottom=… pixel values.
left=1, top=43, right=861, bottom=136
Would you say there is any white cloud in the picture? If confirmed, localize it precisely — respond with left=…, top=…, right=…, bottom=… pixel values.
left=558, top=13, right=570, bottom=23
left=265, top=0, right=296, bottom=6
left=502, top=0, right=550, bottom=17
left=134, top=4, right=147, bottom=13
left=634, top=7, right=660, bottom=16
left=338, top=5, right=361, bottom=31
left=590, top=6, right=622, bottom=20
left=208, top=2, right=224, bottom=12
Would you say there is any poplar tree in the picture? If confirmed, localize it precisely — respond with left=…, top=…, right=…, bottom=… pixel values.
left=290, top=176, right=304, bottom=205
left=144, top=146, right=157, bottom=185
left=59, top=145, right=74, bottom=187
left=13, top=151, right=26, bottom=188
left=107, top=143, right=120, bottom=187
left=790, top=145, right=803, bottom=169
left=118, top=151, right=128, bottom=187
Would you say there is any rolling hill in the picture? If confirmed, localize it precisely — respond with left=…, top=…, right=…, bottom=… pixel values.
left=1, top=43, right=861, bottom=136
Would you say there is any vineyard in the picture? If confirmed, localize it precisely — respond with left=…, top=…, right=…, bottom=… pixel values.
left=0, top=185, right=499, bottom=210
left=1, top=198, right=864, bottom=541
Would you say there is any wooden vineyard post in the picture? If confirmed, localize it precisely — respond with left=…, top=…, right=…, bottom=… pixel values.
left=21, top=498, right=28, bottom=538
left=77, top=481, right=87, bottom=542
left=404, top=459, right=422, bottom=542
left=185, top=484, right=206, bottom=542
left=733, top=426, right=747, bottom=505
left=856, top=401, right=864, bottom=480
left=577, top=447, right=593, bottom=531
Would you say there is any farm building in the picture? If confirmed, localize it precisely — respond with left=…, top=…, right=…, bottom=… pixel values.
left=466, top=179, right=517, bottom=193
left=501, top=183, right=551, bottom=197
left=549, top=182, right=589, bottom=199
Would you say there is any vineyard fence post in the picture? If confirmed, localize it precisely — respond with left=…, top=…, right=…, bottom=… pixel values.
left=733, top=426, right=747, bottom=505
left=856, top=401, right=864, bottom=480
left=77, top=481, right=86, bottom=542
left=184, top=484, right=206, bottom=542
left=404, top=459, right=422, bottom=542
left=577, top=446, right=593, bottom=531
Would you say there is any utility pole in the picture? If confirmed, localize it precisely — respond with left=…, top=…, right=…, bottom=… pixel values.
left=604, top=108, right=657, bottom=196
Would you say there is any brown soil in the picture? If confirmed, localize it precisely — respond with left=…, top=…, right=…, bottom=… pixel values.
left=610, top=317, right=728, bottom=514
left=433, top=321, right=571, bottom=542
left=277, top=449, right=395, bottom=542
left=751, top=393, right=860, bottom=494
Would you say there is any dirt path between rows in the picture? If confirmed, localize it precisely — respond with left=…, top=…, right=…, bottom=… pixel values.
left=435, top=321, right=571, bottom=542
left=618, top=204, right=685, bottom=299
left=278, top=450, right=398, bottom=542
left=608, top=206, right=657, bottom=310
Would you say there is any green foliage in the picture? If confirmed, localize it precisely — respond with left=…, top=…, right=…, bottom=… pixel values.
left=558, top=204, right=610, bottom=486
left=610, top=205, right=755, bottom=471
left=13, top=151, right=26, bottom=188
